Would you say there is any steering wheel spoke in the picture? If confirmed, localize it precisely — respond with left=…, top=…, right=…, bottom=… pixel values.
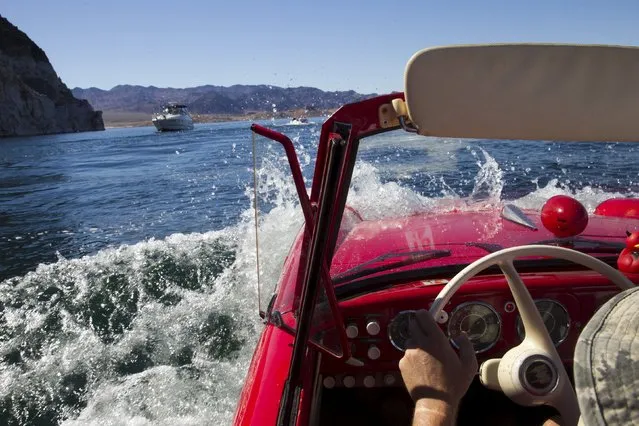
left=479, top=358, right=502, bottom=391
left=499, top=260, right=556, bottom=352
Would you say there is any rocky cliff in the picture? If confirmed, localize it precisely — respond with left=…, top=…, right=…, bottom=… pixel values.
left=0, top=16, right=104, bottom=137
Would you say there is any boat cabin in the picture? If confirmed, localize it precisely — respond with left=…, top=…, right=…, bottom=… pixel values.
left=160, top=103, right=189, bottom=115
left=235, top=44, right=639, bottom=426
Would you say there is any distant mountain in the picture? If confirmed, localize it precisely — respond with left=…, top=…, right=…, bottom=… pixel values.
left=71, top=84, right=376, bottom=115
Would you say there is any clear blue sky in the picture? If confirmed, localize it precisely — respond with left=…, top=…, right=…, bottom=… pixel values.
left=4, top=0, right=639, bottom=94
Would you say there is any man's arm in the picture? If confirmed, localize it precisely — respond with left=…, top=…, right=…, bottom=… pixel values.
left=411, top=398, right=457, bottom=426
left=399, top=310, right=478, bottom=426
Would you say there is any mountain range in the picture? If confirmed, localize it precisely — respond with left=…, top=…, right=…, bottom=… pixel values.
left=71, top=85, right=376, bottom=115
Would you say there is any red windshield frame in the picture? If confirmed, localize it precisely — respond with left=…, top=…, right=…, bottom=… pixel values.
left=310, top=93, right=406, bottom=203
left=284, top=93, right=408, bottom=355
left=270, top=93, right=407, bottom=317
left=273, top=93, right=408, bottom=425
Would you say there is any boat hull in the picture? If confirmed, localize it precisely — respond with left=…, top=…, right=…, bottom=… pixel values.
left=152, top=114, right=194, bottom=131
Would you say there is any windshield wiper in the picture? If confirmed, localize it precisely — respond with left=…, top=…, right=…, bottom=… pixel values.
left=466, top=238, right=624, bottom=255
left=532, top=237, right=624, bottom=253
left=332, top=249, right=451, bottom=285
left=334, top=255, right=620, bottom=300
left=332, top=237, right=622, bottom=291
left=465, top=242, right=504, bottom=253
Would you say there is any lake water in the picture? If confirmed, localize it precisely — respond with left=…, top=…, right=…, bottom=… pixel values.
left=1, top=118, right=638, bottom=425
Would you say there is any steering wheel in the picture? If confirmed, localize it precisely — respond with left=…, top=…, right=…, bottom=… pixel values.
left=428, top=245, right=634, bottom=426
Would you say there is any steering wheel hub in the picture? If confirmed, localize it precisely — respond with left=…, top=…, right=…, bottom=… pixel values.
left=520, top=355, right=558, bottom=396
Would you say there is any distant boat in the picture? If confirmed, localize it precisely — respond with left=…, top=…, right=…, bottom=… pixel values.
left=287, top=117, right=309, bottom=125
left=152, top=103, right=194, bottom=131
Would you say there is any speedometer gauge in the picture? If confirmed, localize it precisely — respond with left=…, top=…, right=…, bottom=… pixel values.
left=388, top=310, right=417, bottom=351
left=516, top=299, right=569, bottom=346
left=448, top=302, right=501, bottom=353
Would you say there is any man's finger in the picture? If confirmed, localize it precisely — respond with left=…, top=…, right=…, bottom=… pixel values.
left=414, top=309, right=440, bottom=335
left=408, top=317, right=429, bottom=348
left=455, top=332, right=478, bottom=381
left=404, top=337, right=417, bottom=350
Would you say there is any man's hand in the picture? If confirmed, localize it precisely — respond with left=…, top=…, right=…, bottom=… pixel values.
left=399, top=309, right=478, bottom=418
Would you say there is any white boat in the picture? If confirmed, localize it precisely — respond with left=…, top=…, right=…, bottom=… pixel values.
left=287, top=117, right=310, bottom=125
left=152, top=103, right=194, bottom=131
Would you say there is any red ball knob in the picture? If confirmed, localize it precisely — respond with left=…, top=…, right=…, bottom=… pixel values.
left=540, top=195, right=588, bottom=237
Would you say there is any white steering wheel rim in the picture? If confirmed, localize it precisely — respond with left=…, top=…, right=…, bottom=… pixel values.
left=429, top=245, right=633, bottom=426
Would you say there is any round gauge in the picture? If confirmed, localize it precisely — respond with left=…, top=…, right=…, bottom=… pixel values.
left=388, top=310, right=417, bottom=351
left=516, top=299, right=569, bottom=346
left=448, top=302, right=501, bottom=353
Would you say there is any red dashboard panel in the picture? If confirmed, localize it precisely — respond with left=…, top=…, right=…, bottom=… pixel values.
left=319, top=272, right=627, bottom=388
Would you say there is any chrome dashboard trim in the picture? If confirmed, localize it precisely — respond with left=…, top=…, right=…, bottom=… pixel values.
left=387, top=310, right=417, bottom=352
left=447, top=301, right=501, bottom=354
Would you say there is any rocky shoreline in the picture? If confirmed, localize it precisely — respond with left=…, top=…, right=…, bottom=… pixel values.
left=0, top=16, right=104, bottom=138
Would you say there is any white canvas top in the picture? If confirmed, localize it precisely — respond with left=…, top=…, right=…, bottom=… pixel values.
left=404, top=44, right=639, bottom=142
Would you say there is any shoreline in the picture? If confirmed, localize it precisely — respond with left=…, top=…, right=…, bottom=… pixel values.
left=102, top=109, right=335, bottom=129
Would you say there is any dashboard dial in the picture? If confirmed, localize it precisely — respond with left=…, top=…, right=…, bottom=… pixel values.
left=388, top=310, right=417, bottom=351
left=516, top=299, right=569, bottom=346
left=448, top=302, right=501, bottom=353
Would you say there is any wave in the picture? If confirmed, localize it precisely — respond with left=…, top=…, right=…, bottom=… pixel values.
left=1, top=145, right=636, bottom=425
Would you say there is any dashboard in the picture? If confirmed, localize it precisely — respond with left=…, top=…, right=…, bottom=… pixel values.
left=388, top=298, right=569, bottom=353
left=319, top=273, right=622, bottom=389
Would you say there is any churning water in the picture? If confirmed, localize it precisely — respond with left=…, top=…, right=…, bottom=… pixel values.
left=1, top=119, right=638, bottom=425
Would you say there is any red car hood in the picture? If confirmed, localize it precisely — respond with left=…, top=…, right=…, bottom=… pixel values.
left=330, top=207, right=639, bottom=276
